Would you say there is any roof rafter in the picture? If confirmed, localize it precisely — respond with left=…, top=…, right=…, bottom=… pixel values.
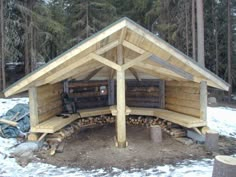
left=149, top=55, right=194, bottom=81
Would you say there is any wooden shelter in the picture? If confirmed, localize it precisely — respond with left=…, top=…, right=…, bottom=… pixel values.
left=3, top=18, right=229, bottom=148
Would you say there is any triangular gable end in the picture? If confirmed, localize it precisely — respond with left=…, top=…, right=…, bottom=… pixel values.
left=3, top=17, right=229, bottom=97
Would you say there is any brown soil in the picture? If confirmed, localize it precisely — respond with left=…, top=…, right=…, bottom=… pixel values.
left=36, top=124, right=236, bottom=170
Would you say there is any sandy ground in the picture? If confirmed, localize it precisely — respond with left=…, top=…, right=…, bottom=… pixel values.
left=36, top=124, right=236, bottom=170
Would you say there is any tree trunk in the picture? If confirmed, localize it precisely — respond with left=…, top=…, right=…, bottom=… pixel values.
left=212, top=155, right=236, bottom=177
left=185, top=1, right=189, bottom=56
left=0, top=0, right=6, bottom=90
left=196, top=0, right=205, bottom=67
left=24, top=0, right=30, bottom=74
left=192, top=0, right=196, bottom=61
left=227, top=0, right=232, bottom=102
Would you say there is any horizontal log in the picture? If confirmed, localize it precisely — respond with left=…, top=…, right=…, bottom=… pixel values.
left=165, top=97, right=200, bottom=109
left=127, top=87, right=159, bottom=92
left=126, top=92, right=159, bottom=97
left=69, top=81, right=108, bottom=88
left=68, top=91, right=106, bottom=98
left=166, top=104, right=200, bottom=117
left=166, top=86, right=200, bottom=94
left=126, top=97, right=160, bottom=103
left=77, top=102, right=108, bottom=109
left=165, top=81, right=199, bottom=88
left=165, top=91, right=200, bottom=101
left=127, top=102, right=160, bottom=108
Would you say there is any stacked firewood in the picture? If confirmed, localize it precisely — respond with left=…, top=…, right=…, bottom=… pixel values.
left=45, top=115, right=186, bottom=155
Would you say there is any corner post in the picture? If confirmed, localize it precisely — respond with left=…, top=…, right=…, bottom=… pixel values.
left=28, top=87, right=39, bottom=141
left=200, top=81, right=207, bottom=121
left=116, top=45, right=127, bottom=148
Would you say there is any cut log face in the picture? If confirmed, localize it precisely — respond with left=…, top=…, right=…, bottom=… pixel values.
left=150, top=125, right=162, bottom=143
left=205, top=130, right=219, bottom=151
left=212, top=155, right=236, bottom=177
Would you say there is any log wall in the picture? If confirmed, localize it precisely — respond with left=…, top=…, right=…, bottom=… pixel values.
left=165, top=81, right=200, bottom=117
left=68, top=80, right=109, bottom=109
left=37, top=83, right=63, bottom=123
left=126, top=79, right=164, bottom=108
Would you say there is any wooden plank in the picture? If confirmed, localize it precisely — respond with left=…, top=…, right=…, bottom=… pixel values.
left=43, top=55, right=93, bottom=83
left=149, top=55, right=194, bottom=81
left=122, top=52, right=152, bottom=70
left=29, top=87, right=39, bottom=127
left=116, top=45, right=127, bottom=148
left=200, top=81, right=207, bottom=121
left=123, top=40, right=145, bottom=54
left=38, top=106, right=62, bottom=123
left=166, top=104, right=200, bottom=117
left=95, top=40, right=119, bottom=55
left=166, top=81, right=199, bottom=88
left=165, top=87, right=200, bottom=94
left=0, top=119, right=18, bottom=126
left=165, top=97, right=200, bottom=109
left=90, top=53, right=122, bottom=71
left=119, top=28, right=127, bottom=44
left=165, top=91, right=200, bottom=101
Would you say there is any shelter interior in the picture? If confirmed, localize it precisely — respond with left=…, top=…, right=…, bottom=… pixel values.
left=4, top=18, right=229, bottom=147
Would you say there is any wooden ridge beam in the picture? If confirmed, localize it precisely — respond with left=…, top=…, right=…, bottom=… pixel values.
left=119, top=28, right=127, bottom=44
left=90, top=53, right=122, bottom=71
left=149, top=55, right=194, bottom=81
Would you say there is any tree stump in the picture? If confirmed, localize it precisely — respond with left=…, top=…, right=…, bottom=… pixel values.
left=205, top=130, right=219, bottom=151
left=212, top=155, right=236, bottom=177
left=150, top=125, right=162, bottom=143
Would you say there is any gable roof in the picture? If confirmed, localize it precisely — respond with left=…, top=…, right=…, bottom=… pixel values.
left=4, top=17, right=229, bottom=97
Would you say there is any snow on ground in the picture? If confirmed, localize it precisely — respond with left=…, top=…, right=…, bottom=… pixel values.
left=0, top=98, right=236, bottom=177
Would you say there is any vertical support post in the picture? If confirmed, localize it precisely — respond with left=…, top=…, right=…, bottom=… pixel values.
left=28, top=87, right=39, bottom=141
left=116, top=45, right=127, bottom=148
left=200, top=81, right=207, bottom=121
left=159, top=80, right=165, bottom=108
left=108, top=79, right=115, bottom=105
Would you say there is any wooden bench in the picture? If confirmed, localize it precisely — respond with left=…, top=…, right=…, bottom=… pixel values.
left=31, top=106, right=206, bottom=134
left=130, top=107, right=206, bottom=128
left=31, top=107, right=111, bottom=133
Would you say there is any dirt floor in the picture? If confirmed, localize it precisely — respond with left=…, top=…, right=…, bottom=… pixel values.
left=36, top=124, right=236, bottom=170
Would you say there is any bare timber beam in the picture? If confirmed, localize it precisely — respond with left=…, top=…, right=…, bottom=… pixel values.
left=200, top=81, right=207, bottom=121
left=116, top=44, right=127, bottom=148
left=122, top=40, right=145, bottom=54
left=149, top=55, right=194, bottom=81
left=90, top=53, right=122, bottom=71
left=122, top=52, right=152, bottom=70
left=83, top=67, right=104, bottom=81
left=129, top=68, right=140, bottom=81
